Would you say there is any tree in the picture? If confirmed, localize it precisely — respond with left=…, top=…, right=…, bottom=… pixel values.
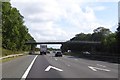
left=70, top=33, right=92, bottom=41
left=116, top=23, right=120, bottom=53
left=92, top=27, right=111, bottom=41
left=2, top=2, right=35, bottom=51
left=102, top=33, right=117, bottom=54
left=62, top=27, right=118, bottom=55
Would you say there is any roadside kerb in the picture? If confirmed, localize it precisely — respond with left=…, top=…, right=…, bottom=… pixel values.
left=0, top=54, right=24, bottom=60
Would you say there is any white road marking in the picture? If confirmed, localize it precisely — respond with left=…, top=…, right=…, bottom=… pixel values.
left=63, top=56, right=67, bottom=58
left=97, top=64, right=106, bottom=67
left=21, top=55, right=38, bottom=79
left=74, top=59, right=78, bottom=61
left=67, top=65, right=70, bottom=66
left=59, top=59, right=62, bottom=60
left=88, top=66, right=110, bottom=72
left=45, top=65, right=63, bottom=72
left=114, top=64, right=118, bottom=65
left=55, top=58, right=58, bottom=61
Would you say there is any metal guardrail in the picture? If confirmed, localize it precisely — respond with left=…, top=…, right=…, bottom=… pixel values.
left=0, top=54, right=23, bottom=60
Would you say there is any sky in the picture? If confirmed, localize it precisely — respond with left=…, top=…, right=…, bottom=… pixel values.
left=10, top=0, right=118, bottom=48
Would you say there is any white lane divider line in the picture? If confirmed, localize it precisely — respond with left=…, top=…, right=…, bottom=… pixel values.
left=21, top=55, right=38, bottom=79
left=59, top=59, right=62, bottom=60
left=74, top=59, right=78, bottom=61
left=97, top=64, right=106, bottom=67
left=114, top=64, right=118, bottom=65
left=55, top=58, right=58, bottom=61
left=67, top=65, right=70, bottom=66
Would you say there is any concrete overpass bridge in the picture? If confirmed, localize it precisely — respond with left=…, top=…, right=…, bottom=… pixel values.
left=25, top=41, right=101, bottom=45
left=25, top=40, right=101, bottom=53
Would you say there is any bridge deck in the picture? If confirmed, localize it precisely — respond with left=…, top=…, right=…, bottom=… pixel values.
left=25, top=41, right=101, bottom=45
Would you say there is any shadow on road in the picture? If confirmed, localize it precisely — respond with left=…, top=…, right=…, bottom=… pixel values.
left=78, top=56, right=119, bottom=64
left=66, top=53, right=120, bottom=64
left=28, top=53, right=40, bottom=55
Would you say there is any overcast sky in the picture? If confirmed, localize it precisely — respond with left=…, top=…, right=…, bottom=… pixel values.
left=10, top=0, right=118, bottom=48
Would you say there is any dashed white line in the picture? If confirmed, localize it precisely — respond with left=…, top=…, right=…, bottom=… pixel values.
left=74, top=59, right=78, bottom=61
left=21, top=55, right=38, bottom=79
left=55, top=58, right=58, bottom=61
left=114, top=64, right=118, bottom=65
left=59, top=59, right=62, bottom=60
left=97, top=64, right=106, bottom=67
left=67, top=65, right=70, bottom=66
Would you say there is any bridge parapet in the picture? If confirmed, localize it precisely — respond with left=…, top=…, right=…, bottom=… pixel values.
left=25, top=41, right=101, bottom=45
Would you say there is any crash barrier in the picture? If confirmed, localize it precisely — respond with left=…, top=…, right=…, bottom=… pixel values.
left=0, top=54, right=23, bottom=60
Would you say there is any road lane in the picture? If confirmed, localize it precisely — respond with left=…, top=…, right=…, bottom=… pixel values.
left=45, top=53, right=118, bottom=78
left=1, top=52, right=119, bottom=79
left=45, top=55, right=80, bottom=78
left=60, top=54, right=118, bottom=72
left=26, top=55, right=63, bottom=78
left=63, top=55, right=118, bottom=74
left=2, top=55, right=36, bottom=78
left=22, top=55, right=38, bottom=78
left=63, top=55, right=118, bottom=69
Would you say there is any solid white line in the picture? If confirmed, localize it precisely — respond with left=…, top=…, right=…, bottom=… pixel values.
left=21, top=55, right=38, bottom=79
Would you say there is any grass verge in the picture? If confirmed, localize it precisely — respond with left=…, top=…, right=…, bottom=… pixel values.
left=2, top=48, right=24, bottom=57
left=0, top=48, right=27, bottom=63
left=1, top=55, right=24, bottom=63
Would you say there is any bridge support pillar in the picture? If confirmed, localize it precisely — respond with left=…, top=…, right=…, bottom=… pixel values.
left=91, top=45, right=96, bottom=54
left=29, top=44, right=35, bottom=54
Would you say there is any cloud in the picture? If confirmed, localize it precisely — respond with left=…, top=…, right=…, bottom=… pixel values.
left=93, top=6, right=107, bottom=11
left=11, top=0, right=117, bottom=43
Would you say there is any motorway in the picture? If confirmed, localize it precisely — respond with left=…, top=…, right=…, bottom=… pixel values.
left=2, top=52, right=119, bottom=79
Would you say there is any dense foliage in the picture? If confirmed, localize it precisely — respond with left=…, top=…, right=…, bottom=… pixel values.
left=61, top=27, right=119, bottom=56
left=116, top=23, right=120, bottom=53
left=2, top=2, right=35, bottom=51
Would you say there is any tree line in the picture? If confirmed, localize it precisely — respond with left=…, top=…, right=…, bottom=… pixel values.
left=61, top=26, right=120, bottom=56
left=2, top=2, right=35, bottom=51
left=2, top=2, right=120, bottom=57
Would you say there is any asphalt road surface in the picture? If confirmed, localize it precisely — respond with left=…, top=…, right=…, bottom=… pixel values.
left=2, top=52, right=119, bottom=79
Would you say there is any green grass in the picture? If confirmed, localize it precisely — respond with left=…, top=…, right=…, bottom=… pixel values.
left=0, top=48, right=27, bottom=63
left=2, top=48, right=23, bottom=57
left=1, top=54, right=24, bottom=63
left=0, top=47, right=1, bottom=57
